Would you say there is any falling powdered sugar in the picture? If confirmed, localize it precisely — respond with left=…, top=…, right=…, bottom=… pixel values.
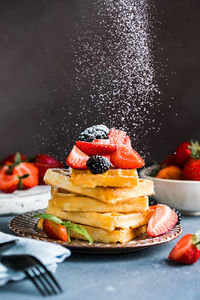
left=73, top=0, right=161, bottom=157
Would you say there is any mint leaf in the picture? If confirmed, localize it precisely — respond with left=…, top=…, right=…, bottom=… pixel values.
left=63, top=221, right=93, bottom=244
left=33, top=213, right=63, bottom=225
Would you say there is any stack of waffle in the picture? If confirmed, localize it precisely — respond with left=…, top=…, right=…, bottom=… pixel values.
left=39, top=168, right=154, bottom=244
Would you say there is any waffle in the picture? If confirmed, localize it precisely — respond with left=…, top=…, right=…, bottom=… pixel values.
left=46, top=205, right=152, bottom=231
left=38, top=219, right=146, bottom=244
left=70, top=168, right=139, bottom=188
left=69, top=224, right=147, bottom=243
left=51, top=189, right=149, bottom=213
left=44, top=169, right=154, bottom=204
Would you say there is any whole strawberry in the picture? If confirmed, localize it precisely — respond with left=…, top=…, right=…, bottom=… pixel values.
left=183, top=142, right=200, bottom=180
left=169, top=231, right=200, bottom=264
left=174, top=142, right=191, bottom=167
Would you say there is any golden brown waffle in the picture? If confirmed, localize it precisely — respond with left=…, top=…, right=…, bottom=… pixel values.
left=51, top=189, right=149, bottom=213
left=46, top=205, right=152, bottom=231
left=68, top=224, right=147, bottom=243
left=38, top=219, right=146, bottom=244
left=70, top=168, right=139, bottom=188
left=44, top=169, right=154, bottom=204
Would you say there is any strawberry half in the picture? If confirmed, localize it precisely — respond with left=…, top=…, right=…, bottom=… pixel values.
left=93, top=139, right=110, bottom=144
left=14, top=162, right=39, bottom=189
left=169, top=232, right=200, bottom=264
left=0, top=166, right=19, bottom=193
left=43, top=219, right=68, bottom=242
left=110, top=145, right=145, bottom=169
left=123, top=136, right=132, bottom=148
left=147, top=204, right=178, bottom=237
left=66, top=146, right=89, bottom=169
left=76, top=141, right=116, bottom=156
left=108, top=129, right=126, bottom=145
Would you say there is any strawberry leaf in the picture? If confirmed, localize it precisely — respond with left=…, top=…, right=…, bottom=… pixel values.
left=15, top=152, right=22, bottom=164
left=193, top=230, right=200, bottom=246
left=63, top=221, right=93, bottom=244
left=34, top=213, right=63, bottom=225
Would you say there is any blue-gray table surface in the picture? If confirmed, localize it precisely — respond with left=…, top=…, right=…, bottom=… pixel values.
left=0, top=215, right=200, bottom=300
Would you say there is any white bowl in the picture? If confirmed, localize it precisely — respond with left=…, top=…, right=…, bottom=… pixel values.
left=140, top=165, right=200, bottom=215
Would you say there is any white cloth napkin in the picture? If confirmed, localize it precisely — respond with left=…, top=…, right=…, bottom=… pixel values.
left=0, top=231, right=71, bottom=286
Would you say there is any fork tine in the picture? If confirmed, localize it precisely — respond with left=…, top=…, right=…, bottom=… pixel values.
left=34, top=265, right=58, bottom=295
left=30, top=256, right=62, bottom=293
left=24, top=270, right=46, bottom=297
left=31, top=267, right=52, bottom=296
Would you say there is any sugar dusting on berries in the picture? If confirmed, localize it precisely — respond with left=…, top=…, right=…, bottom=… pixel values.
left=73, top=0, right=161, bottom=159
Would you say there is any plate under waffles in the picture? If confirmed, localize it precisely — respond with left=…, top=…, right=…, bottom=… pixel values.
left=9, top=210, right=182, bottom=254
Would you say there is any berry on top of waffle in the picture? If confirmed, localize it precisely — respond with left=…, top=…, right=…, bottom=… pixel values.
left=66, top=125, right=144, bottom=173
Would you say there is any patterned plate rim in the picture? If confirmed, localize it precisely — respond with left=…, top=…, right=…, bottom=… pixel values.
left=9, top=209, right=182, bottom=252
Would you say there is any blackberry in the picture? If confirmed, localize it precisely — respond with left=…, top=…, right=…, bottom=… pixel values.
left=79, top=125, right=110, bottom=142
left=86, top=156, right=111, bottom=174
left=172, top=208, right=182, bottom=225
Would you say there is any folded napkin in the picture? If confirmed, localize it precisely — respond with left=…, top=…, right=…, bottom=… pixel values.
left=0, top=231, right=71, bottom=286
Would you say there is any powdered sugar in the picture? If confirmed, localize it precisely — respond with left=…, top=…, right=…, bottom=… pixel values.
left=73, top=0, right=161, bottom=158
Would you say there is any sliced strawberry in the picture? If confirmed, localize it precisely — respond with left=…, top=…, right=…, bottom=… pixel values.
left=108, top=129, right=126, bottom=145
left=0, top=167, right=19, bottom=193
left=34, top=154, right=64, bottom=168
left=110, top=145, right=145, bottom=169
left=14, top=162, right=39, bottom=189
left=147, top=204, right=178, bottom=237
left=123, top=136, right=132, bottom=148
left=93, top=139, right=110, bottom=144
left=76, top=141, right=116, bottom=156
left=169, top=233, right=200, bottom=264
left=43, top=219, right=68, bottom=242
left=66, top=146, right=89, bottom=169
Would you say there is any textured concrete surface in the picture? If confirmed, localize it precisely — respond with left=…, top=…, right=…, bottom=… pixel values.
left=0, top=214, right=200, bottom=300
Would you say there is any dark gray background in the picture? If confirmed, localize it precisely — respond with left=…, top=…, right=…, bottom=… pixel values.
left=0, top=0, right=199, bottom=164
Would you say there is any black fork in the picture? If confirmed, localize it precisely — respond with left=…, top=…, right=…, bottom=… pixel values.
left=1, top=254, right=62, bottom=296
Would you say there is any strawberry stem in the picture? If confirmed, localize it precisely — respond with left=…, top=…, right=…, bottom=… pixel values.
left=18, top=174, right=29, bottom=190
left=6, top=152, right=23, bottom=174
left=188, top=141, right=200, bottom=160
left=192, top=230, right=200, bottom=249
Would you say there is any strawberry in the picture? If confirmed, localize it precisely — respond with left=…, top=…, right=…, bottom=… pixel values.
left=43, top=219, right=68, bottom=242
left=76, top=141, right=116, bottom=156
left=66, top=146, right=89, bottom=169
left=33, top=154, right=63, bottom=185
left=183, top=159, right=200, bottom=180
left=182, top=142, right=200, bottom=180
left=108, top=129, right=126, bottom=145
left=34, top=154, right=64, bottom=168
left=110, top=145, right=145, bottom=169
left=174, top=142, right=193, bottom=167
left=0, top=153, right=26, bottom=166
left=93, top=139, right=110, bottom=144
left=0, top=166, right=19, bottom=193
left=34, top=163, right=50, bottom=185
left=160, top=154, right=176, bottom=168
left=147, top=204, right=178, bottom=237
left=123, top=136, right=132, bottom=148
left=13, top=162, right=39, bottom=189
left=169, top=231, right=200, bottom=264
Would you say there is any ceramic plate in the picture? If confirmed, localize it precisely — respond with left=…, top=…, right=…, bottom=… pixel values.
left=9, top=209, right=182, bottom=254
